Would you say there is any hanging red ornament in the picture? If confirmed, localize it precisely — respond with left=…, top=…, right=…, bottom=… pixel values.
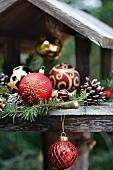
left=48, top=133, right=78, bottom=170
left=103, top=88, right=112, bottom=99
left=49, top=63, right=80, bottom=91
left=18, top=69, right=52, bottom=105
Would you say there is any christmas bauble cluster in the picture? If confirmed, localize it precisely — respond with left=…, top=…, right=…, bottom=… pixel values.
left=48, top=134, right=78, bottom=169
left=7, top=66, right=52, bottom=105
left=49, top=63, right=80, bottom=91
left=80, top=77, right=105, bottom=105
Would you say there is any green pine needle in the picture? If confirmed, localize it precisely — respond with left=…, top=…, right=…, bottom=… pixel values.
left=101, top=71, right=113, bottom=92
left=0, top=90, right=90, bottom=122
left=0, top=98, right=60, bottom=122
left=0, top=86, right=9, bottom=97
left=77, top=90, right=90, bottom=103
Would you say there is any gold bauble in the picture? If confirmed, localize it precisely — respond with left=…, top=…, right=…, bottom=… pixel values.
left=35, top=34, right=62, bottom=60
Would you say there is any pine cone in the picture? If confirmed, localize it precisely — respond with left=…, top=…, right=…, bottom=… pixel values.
left=80, top=77, right=105, bottom=105
left=7, top=93, right=23, bottom=105
left=0, top=72, right=9, bottom=87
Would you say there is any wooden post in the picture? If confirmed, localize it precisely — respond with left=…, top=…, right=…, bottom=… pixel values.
left=100, top=48, right=112, bottom=79
left=68, top=151, right=89, bottom=170
left=3, top=38, right=20, bottom=75
left=76, top=37, right=92, bottom=85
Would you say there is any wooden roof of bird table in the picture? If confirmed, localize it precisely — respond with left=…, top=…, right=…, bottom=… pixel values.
left=0, top=0, right=113, bottom=48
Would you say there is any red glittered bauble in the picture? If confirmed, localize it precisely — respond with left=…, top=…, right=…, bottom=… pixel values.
left=48, top=135, right=77, bottom=169
left=49, top=63, right=80, bottom=91
left=18, top=72, right=52, bottom=105
left=103, top=88, right=112, bottom=99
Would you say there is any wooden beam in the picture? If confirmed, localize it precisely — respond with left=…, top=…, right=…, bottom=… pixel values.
left=100, top=48, right=112, bottom=79
left=3, top=38, right=20, bottom=75
left=0, top=115, right=113, bottom=132
left=0, top=31, right=38, bottom=41
left=29, top=0, right=113, bottom=49
left=76, top=37, right=92, bottom=85
left=0, top=101, right=112, bottom=131
left=0, top=0, right=17, bottom=13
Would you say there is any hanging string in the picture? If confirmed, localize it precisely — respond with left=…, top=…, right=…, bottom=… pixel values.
left=60, top=107, right=65, bottom=134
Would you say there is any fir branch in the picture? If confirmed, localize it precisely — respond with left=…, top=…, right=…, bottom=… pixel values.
left=0, top=90, right=90, bottom=122
left=0, top=86, right=9, bottom=97
left=101, top=71, right=113, bottom=92
left=77, top=90, right=90, bottom=103
left=0, top=98, right=60, bottom=122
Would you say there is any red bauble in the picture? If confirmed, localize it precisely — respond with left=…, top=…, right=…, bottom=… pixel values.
left=49, top=63, right=80, bottom=91
left=58, top=89, right=69, bottom=100
left=48, top=135, right=77, bottom=169
left=103, top=88, right=112, bottom=99
left=18, top=72, right=52, bottom=105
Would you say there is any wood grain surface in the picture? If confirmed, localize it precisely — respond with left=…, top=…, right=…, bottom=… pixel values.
left=0, top=115, right=113, bottom=132
left=0, top=0, right=113, bottom=48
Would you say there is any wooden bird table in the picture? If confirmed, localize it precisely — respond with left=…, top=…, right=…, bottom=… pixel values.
left=0, top=100, right=113, bottom=132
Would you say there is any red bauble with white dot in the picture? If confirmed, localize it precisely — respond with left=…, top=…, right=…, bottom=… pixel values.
left=49, top=63, right=80, bottom=91
left=58, top=89, right=69, bottom=100
left=18, top=72, right=52, bottom=105
left=103, top=88, right=112, bottom=99
left=48, top=135, right=78, bottom=169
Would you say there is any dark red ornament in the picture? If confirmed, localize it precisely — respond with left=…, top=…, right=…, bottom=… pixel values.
left=103, top=88, right=112, bottom=99
left=58, top=89, right=69, bottom=100
left=49, top=63, right=80, bottom=91
left=48, top=134, right=77, bottom=169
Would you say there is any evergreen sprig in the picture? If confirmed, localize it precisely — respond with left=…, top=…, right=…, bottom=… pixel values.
left=77, top=90, right=90, bottom=103
left=0, top=98, right=60, bottom=122
left=0, top=86, right=9, bottom=97
left=0, top=90, right=90, bottom=122
left=101, top=71, right=113, bottom=92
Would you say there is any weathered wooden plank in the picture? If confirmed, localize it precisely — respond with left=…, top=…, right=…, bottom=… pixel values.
left=0, top=101, right=112, bottom=132
left=0, top=0, right=17, bottom=13
left=100, top=48, right=112, bottom=79
left=0, top=115, right=113, bottom=132
left=49, top=107, right=113, bottom=116
left=76, top=37, right=92, bottom=85
left=28, top=0, right=113, bottom=49
left=49, top=101, right=113, bottom=116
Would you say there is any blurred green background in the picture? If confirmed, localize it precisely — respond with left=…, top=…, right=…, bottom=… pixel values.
left=0, top=0, right=113, bottom=170
left=0, top=132, right=113, bottom=170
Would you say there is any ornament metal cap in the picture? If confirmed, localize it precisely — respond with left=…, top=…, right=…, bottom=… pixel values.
left=39, top=66, right=45, bottom=74
left=59, top=132, right=68, bottom=142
